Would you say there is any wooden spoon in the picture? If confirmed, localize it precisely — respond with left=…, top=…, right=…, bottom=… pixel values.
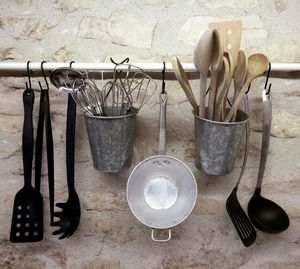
left=171, top=56, right=199, bottom=113
left=207, top=30, right=224, bottom=120
left=220, top=52, right=234, bottom=120
left=224, top=51, right=234, bottom=77
left=213, top=57, right=230, bottom=121
left=233, top=50, right=248, bottom=100
left=194, top=29, right=214, bottom=118
left=225, top=53, right=269, bottom=122
left=232, top=50, right=248, bottom=121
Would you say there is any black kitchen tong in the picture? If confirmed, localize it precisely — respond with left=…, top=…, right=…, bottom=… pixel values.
left=10, top=64, right=55, bottom=243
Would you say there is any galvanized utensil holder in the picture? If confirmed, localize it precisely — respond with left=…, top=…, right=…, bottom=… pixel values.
left=194, top=108, right=249, bottom=176
left=84, top=108, right=138, bottom=172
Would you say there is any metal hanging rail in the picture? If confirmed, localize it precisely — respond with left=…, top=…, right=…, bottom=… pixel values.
left=0, top=62, right=299, bottom=73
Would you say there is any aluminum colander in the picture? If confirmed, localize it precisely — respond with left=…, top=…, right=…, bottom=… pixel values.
left=126, top=92, right=197, bottom=242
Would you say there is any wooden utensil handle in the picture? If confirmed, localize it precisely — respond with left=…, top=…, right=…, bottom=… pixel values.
left=171, top=57, right=199, bottom=113
left=199, top=75, right=207, bottom=117
left=224, top=79, right=250, bottom=122
left=207, top=72, right=218, bottom=120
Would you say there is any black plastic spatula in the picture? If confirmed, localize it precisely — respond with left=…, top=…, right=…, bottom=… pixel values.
left=226, top=95, right=256, bottom=247
left=10, top=88, right=44, bottom=243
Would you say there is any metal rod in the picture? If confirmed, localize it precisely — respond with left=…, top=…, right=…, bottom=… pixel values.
left=0, top=62, right=299, bottom=73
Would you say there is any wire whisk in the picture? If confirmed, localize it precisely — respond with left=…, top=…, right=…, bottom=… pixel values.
left=50, top=63, right=157, bottom=117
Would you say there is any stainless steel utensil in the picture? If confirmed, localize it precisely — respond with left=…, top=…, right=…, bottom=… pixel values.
left=50, top=68, right=106, bottom=117
left=127, top=92, right=197, bottom=242
left=113, top=63, right=157, bottom=112
left=50, top=65, right=157, bottom=117
left=72, top=78, right=105, bottom=116
left=50, top=68, right=85, bottom=93
left=102, top=80, right=131, bottom=116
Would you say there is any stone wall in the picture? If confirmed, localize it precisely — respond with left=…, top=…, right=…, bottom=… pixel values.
left=0, top=0, right=300, bottom=268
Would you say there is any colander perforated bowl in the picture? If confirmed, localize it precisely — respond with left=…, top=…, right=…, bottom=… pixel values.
left=126, top=154, right=198, bottom=242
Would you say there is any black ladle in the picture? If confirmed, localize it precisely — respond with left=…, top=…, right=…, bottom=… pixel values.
left=248, top=89, right=289, bottom=233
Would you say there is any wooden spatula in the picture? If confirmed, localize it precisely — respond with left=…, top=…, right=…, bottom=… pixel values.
left=209, top=20, right=242, bottom=72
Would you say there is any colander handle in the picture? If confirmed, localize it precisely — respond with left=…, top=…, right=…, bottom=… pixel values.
left=158, top=92, right=167, bottom=155
left=151, top=228, right=171, bottom=242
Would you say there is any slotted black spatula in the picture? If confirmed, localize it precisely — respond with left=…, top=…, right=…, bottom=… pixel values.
left=10, top=88, right=44, bottom=243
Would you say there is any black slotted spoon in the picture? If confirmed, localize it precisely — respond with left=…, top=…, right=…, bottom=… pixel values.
left=226, top=95, right=256, bottom=247
left=10, top=88, right=44, bottom=243
left=52, top=94, right=80, bottom=239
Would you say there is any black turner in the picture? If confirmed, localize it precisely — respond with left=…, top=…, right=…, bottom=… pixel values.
left=226, top=95, right=256, bottom=247
left=10, top=88, right=44, bottom=243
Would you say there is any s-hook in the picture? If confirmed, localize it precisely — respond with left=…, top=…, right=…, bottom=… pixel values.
left=38, top=61, right=49, bottom=91
left=110, top=57, right=130, bottom=65
left=26, top=61, right=33, bottom=93
left=69, top=61, right=75, bottom=68
left=264, top=62, right=272, bottom=95
left=110, top=57, right=130, bottom=84
left=161, top=61, right=166, bottom=94
left=244, top=62, right=272, bottom=96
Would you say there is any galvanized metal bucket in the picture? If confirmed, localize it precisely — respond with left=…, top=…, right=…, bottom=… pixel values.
left=84, top=108, right=138, bottom=172
left=194, top=109, right=249, bottom=176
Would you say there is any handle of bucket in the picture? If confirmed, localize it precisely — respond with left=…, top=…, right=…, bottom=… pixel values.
left=158, top=92, right=167, bottom=155
left=151, top=228, right=171, bottom=242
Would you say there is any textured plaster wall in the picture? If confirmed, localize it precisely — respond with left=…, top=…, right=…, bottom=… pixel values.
left=0, top=0, right=300, bottom=269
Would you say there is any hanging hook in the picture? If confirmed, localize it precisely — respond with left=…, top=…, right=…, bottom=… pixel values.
left=38, top=61, right=49, bottom=91
left=69, top=61, right=75, bottom=68
left=101, top=70, right=104, bottom=88
left=161, top=61, right=166, bottom=94
left=110, top=57, right=129, bottom=66
left=264, top=62, right=272, bottom=95
left=26, top=61, right=32, bottom=92
left=244, top=62, right=271, bottom=96
left=110, top=57, right=130, bottom=84
left=245, top=83, right=252, bottom=95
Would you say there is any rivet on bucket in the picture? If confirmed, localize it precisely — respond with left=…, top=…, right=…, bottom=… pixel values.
left=194, top=109, right=249, bottom=176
